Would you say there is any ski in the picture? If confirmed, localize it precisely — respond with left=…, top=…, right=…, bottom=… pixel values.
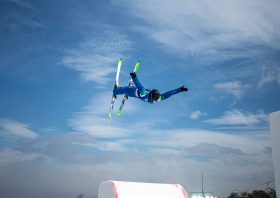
left=109, top=59, right=122, bottom=117
left=117, top=61, right=140, bottom=115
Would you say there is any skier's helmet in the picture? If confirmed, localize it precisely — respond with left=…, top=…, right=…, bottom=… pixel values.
left=149, top=89, right=160, bottom=101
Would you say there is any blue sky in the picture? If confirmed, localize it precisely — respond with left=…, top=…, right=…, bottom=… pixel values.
left=0, top=0, right=280, bottom=197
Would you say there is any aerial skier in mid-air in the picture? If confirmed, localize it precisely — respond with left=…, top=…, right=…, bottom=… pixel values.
left=114, top=72, right=188, bottom=103
left=109, top=59, right=188, bottom=117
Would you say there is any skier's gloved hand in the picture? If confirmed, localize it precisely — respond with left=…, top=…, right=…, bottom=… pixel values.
left=181, top=86, right=188, bottom=91
left=130, top=72, right=136, bottom=78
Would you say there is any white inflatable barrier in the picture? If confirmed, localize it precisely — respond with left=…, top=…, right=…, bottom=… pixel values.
left=98, top=181, right=189, bottom=198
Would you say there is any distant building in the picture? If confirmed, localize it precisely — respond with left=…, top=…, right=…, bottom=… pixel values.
left=270, top=111, right=280, bottom=198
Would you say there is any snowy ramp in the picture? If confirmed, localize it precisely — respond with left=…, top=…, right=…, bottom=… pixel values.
left=98, top=180, right=188, bottom=198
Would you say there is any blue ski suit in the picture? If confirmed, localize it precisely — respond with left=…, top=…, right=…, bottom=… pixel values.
left=113, top=76, right=182, bottom=104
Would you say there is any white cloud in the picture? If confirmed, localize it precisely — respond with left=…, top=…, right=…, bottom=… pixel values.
left=0, top=119, right=39, bottom=139
left=184, top=142, right=244, bottom=157
left=258, top=66, right=280, bottom=88
left=150, top=148, right=183, bottom=155
left=214, top=80, right=252, bottom=99
left=68, top=115, right=133, bottom=138
left=190, top=110, right=207, bottom=119
left=223, top=156, right=257, bottom=166
left=61, top=33, right=132, bottom=84
left=263, top=146, right=272, bottom=155
left=132, top=126, right=271, bottom=158
left=84, top=141, right=129, bottom=152
left=204, top=109, right=269, bottom=125
left=67, top=91, right=139, bottom=138
left=79, top=91, right=136, bottom=116
left=43, top=133, right=96, bottom=144
left=114, top=0, right=280, bottom=62
left=214, top=126, right=269, bottom=131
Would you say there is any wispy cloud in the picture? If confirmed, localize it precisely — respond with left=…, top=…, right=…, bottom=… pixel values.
left=61, top=33, right=132, bottom=84
left=143, top=128, right=271, bottom=156
left=258, top=65, right=280, bottom=88
left=214, top=126, right=270, bottom=131
left=67, top=92, right=137, bottom=138
left=204, top=109, right=269, bottom=125
left=0, top=119, right=39, bottom=138
left=263, top=146, right=272, bottom=155
left=114, top=0, right=280, bottom=63
left=43, top=133, right=97, bottom=144
left=184, top=142, right=244, bottom=157
left=8, top=13, right=45, bottom=29
left=190, top=110, right=207, bottom=119
left=223, top=156, right=257, bottom=166
left=11, top=0, right=37, bottom=10
left=69, top=118, right=133, bottom=138
left=67, top=89, right=181, bottom=144
left=85, top=141, right=129, bottom=152
left=214, top=80, right=252, bottom=99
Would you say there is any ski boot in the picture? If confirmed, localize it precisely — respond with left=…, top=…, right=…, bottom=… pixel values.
left=113, top=84, right=118, bottom=99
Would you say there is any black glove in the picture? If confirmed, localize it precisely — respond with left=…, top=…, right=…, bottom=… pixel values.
left=181, top=86, right=188, bottom=91
left=130, top=72, right=136, bottom=78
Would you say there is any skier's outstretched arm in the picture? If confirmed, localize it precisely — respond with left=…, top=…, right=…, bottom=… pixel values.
left=160, top=86, right=188, bottom=100
left=130, top=72, right=146, bottom=95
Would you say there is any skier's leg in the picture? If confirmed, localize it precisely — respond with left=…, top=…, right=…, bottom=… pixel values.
left=114, top=86, right=136, bottom=97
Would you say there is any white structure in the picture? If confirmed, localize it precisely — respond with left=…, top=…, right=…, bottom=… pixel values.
left=270, top=110, right=280, bottom=197
left=98, top=181, right=189, bottom=198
